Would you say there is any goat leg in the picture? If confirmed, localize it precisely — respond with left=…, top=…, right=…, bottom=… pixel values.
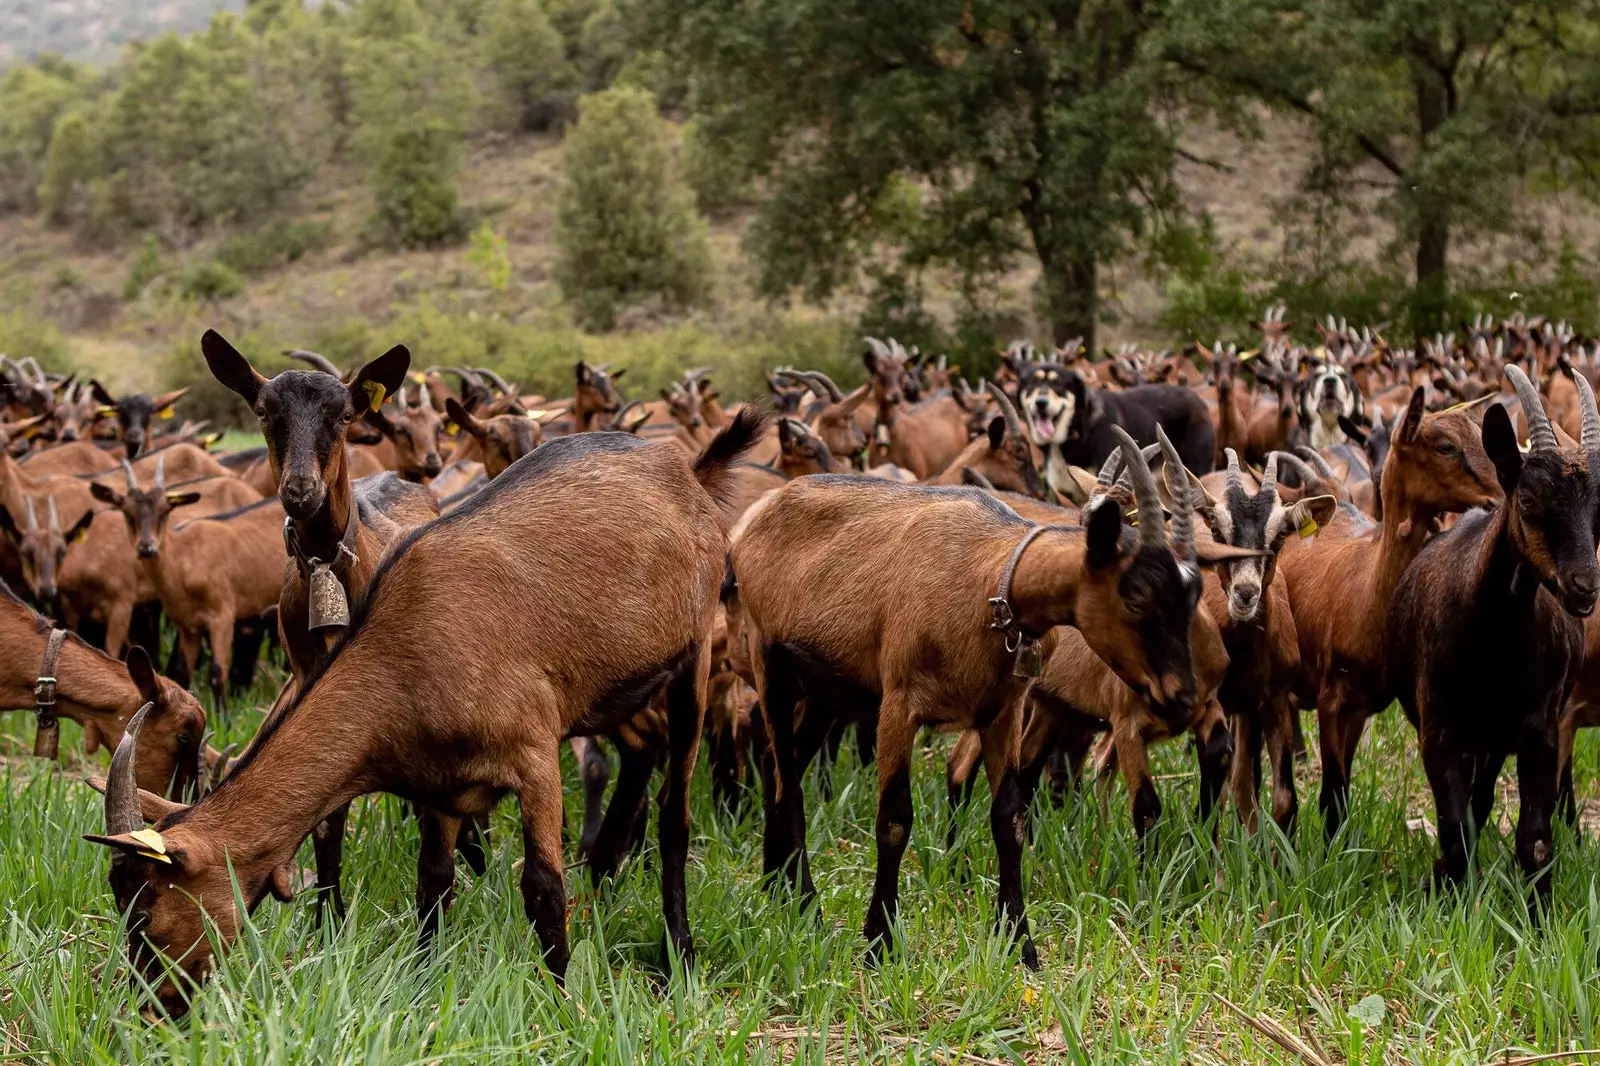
left=863, top=697, right=915, bottom=963
left=310, top=804, right=349, bottom=923
left=1516, top=715, right=1560, bottom=909
left=456, top=815, right=490, bottom=877
left=1194, top=708, right=1233, bottom=827
left=657, top=646, right=707, bottom=970
left=1227, top=712, right=1261, bottom=834
left=571, top=737, right=610, bottom=858
left=519, top=745, right=570, bottom=981
left=944, top=728, right=982, bottom=850
left=585, top=740, right=654, bottom=884
left=1316, top=690, right=1351, bottom=840
left=1420, top=728, right=1475, bottom=888
left=1112, top=715, right=1161, bottom=847
left=1264, top=694, right=1300, bottom=835
left=1470, top=750, right=1507, bottom=835
left=756, top=643, right=813, bottom=898
left=982, top=690, right=1037, bottom=970
left=415, top=809, right=460, bottom=945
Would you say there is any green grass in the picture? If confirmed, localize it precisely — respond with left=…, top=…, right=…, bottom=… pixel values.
left=5, top=654, right=1600, bottom=1064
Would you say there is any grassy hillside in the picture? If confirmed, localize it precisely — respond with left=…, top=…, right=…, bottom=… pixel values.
left=0, top=0, right=240, bottom=64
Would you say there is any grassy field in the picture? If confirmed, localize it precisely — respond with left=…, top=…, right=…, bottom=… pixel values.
left=5, top=653, right=1600, bottom=1064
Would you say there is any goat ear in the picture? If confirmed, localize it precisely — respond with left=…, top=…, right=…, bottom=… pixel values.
left=1337, top=415, right=1368, bottom=447
left=1286, top=495, right=1337, bottom=540
left=350, top=346, right=411, bottom=416
left=126, top=644, right=161, bottom=703
left=65, top=509, right=95, bottom=545
left=609, top=368, right=626, bottom=383
left=151, top=386, right=190, bottom=413
left=201, top=330, right=267, bottom=406
left=1084, top=498, right=1125, bottom=570
left=445, top=397, right=487, bottom=440
left=1399, top=387, right=1426, bottom=444
left=164, top=491, right=202, bottom=510
left=90, top=380, right=118, bottom=407
left=1481, top=402, right=1523, bottom=491
left=840, top=383, right=872, bottom=415
left=987, top=415, right=1006, bottom=451
left=89, top=481, right=122, bottom=506
left=0, top=505, right=19, bottom=545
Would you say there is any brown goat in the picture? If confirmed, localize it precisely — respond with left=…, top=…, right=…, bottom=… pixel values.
left=1278, top=388, right=1501, bottom=837
left=0, top=581, right=206, bottom=797
left=203, top=330, right=445, bottom=916
left=444, top=398, right=543, bottom=480
left=366, top=383, right=446, bottom=482
left=731, top=427, right=1254, bottom=967
left=85, top=410, right=766, bottom=1017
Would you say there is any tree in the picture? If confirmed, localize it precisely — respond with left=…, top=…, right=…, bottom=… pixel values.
left=555, top=85, right=711, bottom=330
left=1166, top=0, right=1600, bottom=337
left=482, top=0, right=572, bottom=130
left=0, top=57, right=87, bottom=215
left=349, top=0, right=478, bottom=247
left=633, top=0, right=1191, bottom=350
left=36, top=108, right=95, bottom=226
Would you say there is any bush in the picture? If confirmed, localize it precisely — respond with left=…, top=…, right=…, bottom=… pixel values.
left=481, top=0, right=571, bottom=131
left=176, top=260, right=246, bottom=302
left=555, top=86, right=711, bottom=331
left=35, top=107, right=95, bottom=226
left=465, top=222, right=512, bottom=291
left=679, top=117, right=752, bottom=216
left=367, top=128, right=467, bottom=248
left=123, top=236, right=172, bottom=301
left=216, top=220, right=331, bottom=275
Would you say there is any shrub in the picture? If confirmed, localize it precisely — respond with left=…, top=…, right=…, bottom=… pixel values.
left=123, top=236, right=172, bottom=301
left=679, top=117, right=752, bottom=216
left=555, top=86, right=711, bottom=331
left=465, top=222, right=512, bottom=291
left=216, top=220, right=331, bottom=275
left=481, top=0, right=571, bottom=131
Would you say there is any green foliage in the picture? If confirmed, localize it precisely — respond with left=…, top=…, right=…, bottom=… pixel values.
left=0, top=58, right=89, bottom=215
left=1166, top=0, right=1600, bottom=337
left=638, top=0, right=1190, bottom=351
left=678, top=117, right=751, bottom=216
left=35, top=108, right=96, bottom=226
left=216, top=220, right=331, bottom=276
left=465, top=222, right=513, bottom=291
left=0, top=311, right=72, bottom=367
left=122, top=236, right=172, bottom=301
left=555, top=86, right=711, bottom=331
left=350, top=0, right=477, bottom=248
left=481, top=0, right=572, bottom=130
left=176, top=259, right=246, bottom=302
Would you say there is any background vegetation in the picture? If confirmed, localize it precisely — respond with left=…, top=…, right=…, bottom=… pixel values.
left=0, top=0, right=1598, bottom=427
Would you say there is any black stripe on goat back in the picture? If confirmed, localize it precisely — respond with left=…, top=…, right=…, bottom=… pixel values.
left=806, top=472, right=1033, bottom=526
left=174, top=495, right=279, bottom=528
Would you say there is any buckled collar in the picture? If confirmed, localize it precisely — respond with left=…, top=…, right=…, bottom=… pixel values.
left=33, top=627, right=66, bottom=759
left=987, top=524, right=1056, bottom=653
left=283, top=501, right=361, bottom=581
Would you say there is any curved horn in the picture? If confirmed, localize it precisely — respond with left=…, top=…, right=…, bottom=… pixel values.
left=802, top=371, right=844, bottom=404
left=154, top=455, right=166, bottom=492
left=1110, top=426, right=1167, bottom=551
left=1259, top=452, right=1278, bottom=501
left=1292, top=445, right=1337, bottom=480
left=47, top=496, right=59, bottom=534
left=1273, top=450, right=1321, bottom=490
left=1570, top=366, right=1600, bottom=452
left=416, top=379, right=435, bottom=414
left=23, top=496, right=37, bottom=531
left=121, top=460, right=137, bottom=492
left=104, top=702, right=155, bottom=835
left=1505, top=364, right=1555, bottom=453
left=285, top=349, right=342, bottom=377
left=983, top=380, right=1024, bottom=438
left=1095, top=447, right=1125, bottom=488
left=1154, top=427, right=1194, bottom=559
left=864, top=337, right=890, bottom=360
left=683, top=366, right=713, bottom=384
left=473, top=367, right=514, bottom=394
left=1224, top=448, right=1244, bottom=493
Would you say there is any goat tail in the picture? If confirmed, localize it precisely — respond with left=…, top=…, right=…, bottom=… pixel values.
left=693, top=406, right=772, bottom=508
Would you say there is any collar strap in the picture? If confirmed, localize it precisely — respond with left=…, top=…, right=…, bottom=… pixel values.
left=987, top=524, right=1057, bottom=652
left=33, top=627, right=66, bottom=760
left=283, top=506, right=361, bottom=579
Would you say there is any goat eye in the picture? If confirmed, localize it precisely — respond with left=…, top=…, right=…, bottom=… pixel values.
left=1434, top=442, right=1457, bottom=456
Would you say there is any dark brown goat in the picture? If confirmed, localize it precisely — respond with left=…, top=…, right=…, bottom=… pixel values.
left=85, top=410, right=767, bottom=1016
left=1387, top=366, right=1600, bottom=899
left=1278, top=388, right=1501, bottom=837
left=445, top=398, right=543, bottom=480
left=203, top=330, right=443, bottom=915
left=731, top=428, right=1255, bottom=967
left=89, top=383, right=190, bottom=459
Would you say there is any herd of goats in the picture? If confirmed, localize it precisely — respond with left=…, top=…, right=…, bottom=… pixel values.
left=2, top=308, right=1599, bottom=1014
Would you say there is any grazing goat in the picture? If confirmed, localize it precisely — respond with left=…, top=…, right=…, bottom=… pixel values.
left=732, top=428, right=1253, bottom=967
left=85, top=410, right=767, bottom=1017
left=1277, top=388, right=1500, bottom=837
left=1387, top=366, right=1600, bottom=899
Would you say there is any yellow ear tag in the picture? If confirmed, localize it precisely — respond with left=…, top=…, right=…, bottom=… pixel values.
left=20, top=425, right=40, bottom=441
left=444, top=421, right=458, bottom=435
left=129, top=828, right=172, bottom=864
left=363, top=382, right=386, bottom=409
left=1298, top=514, right=1319, bottom=539
left=1124, top=508, right=1140, bottom=527
left=1238, top=349, right=1259, bottom=362
left=158, top=407, right=175, bottom=420
left=97, top=406, right=117, bottom=418
left=410, top=372, right=427, bottom=384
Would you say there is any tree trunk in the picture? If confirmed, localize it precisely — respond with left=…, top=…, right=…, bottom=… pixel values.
left=1032, top=238, right=1099, bottom=354
left=1413, top=206, right=1449, bottom=340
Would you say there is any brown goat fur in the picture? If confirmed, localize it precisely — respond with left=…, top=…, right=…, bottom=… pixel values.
left=17, top=439, right=120, bottom=478
left=1277, top=388, right=1502, bottom=836
left=365, top=383, right=446, bottom=482
left=730, top=429, right=1244, bottom=967
left=87, top=412, right=768, bottom=1015
left=0, top=581, right=206, bottom=797
left=444, top=398, right=543, bottom=480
